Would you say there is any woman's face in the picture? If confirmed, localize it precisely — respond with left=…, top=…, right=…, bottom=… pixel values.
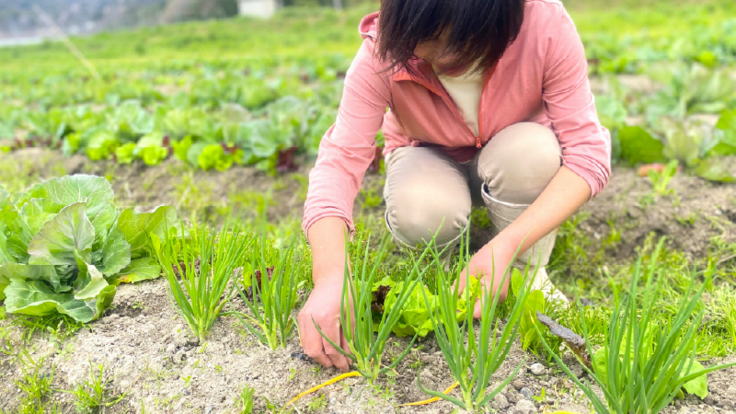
left=414, top=31, right=471, bottom=76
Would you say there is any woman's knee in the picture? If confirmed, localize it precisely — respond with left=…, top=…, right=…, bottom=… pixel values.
left=385, top=186, right=470, bottom=248
left=477, top=122, right=562, bottom=204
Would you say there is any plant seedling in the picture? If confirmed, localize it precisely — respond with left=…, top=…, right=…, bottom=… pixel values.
left=61, top=361, right=128, bottom=413
left=536, top=238, right=736, bottom=414
left=416, top=228, right=534, bottom=412
left=228, top=236, right=304, bottom=350
left=236, top=386, right=255, bottom=414
left=152, top=220, right=253, bottom=342
left=313, top=233, right=436, bottom=384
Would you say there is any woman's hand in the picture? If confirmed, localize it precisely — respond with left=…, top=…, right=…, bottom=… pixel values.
left=456, top=240, right=516, bottom=318
left=297, top=276, right=351, bottom=372
left=298, top=217, right=353, bottom=371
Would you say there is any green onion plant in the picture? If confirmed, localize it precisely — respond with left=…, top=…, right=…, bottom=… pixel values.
left=536, top=239, right=736, bottom=414
left=417, top=228, right=534, bottom=412
left=314, top=233, right=436, bottom=383
left=152, top=220, right=253, bottom=343
left=228, top=236, right=304, bottom=350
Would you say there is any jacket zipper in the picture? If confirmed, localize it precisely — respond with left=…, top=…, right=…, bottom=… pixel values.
left=396, top=63, right=494, bottom=149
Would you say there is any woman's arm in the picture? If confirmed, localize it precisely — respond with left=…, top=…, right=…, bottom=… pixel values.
left=459, top=5, right=611, bottom=314
left=298, top=39, right=390, bottom=370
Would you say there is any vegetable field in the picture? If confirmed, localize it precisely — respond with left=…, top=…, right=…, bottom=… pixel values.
left=2, top=0, right=736, bottom=413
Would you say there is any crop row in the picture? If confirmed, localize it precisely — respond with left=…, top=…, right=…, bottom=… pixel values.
left=1, top=174, right=735, bottom=413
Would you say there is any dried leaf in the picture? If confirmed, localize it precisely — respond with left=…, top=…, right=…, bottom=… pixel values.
left=536, top=311, right=592, bottom=370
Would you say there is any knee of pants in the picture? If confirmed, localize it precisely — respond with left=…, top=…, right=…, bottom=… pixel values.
left=386, top=193, right=470, bottom=248
left=477, top=122, right=562, bottom=205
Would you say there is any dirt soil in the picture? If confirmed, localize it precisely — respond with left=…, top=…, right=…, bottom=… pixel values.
left=1, top=150, right=736, bottom=413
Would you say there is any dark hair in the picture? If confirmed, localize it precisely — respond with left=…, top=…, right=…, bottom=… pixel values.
left=377, top=0, right=526, bottom=75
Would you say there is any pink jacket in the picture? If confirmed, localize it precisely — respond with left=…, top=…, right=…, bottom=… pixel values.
left=303, top=0, right=611, bottom=236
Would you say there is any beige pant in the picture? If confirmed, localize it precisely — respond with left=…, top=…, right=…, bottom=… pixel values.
left=384, top=122, right=562, bottom=248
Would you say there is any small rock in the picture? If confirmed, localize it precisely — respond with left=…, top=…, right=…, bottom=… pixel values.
left=330, top=398, right=337, bottom=405
left=512, top=379, right=525, bottom=390
left=511, top=399, right=536, bottom=414
left=520, top=387, right=534, bottom=400
left=172, top=351, right=184, bottom=364
left=529, top=363, right=545, bottom=376
left=165, top=343, right=177, bottom=356
left=422, top=369, right=435, bottom=379
left=569, top=364, right=584, bottom=378
left=205, top=404, right=213, bottom=414
left=491, top=393, right=509, bottom=410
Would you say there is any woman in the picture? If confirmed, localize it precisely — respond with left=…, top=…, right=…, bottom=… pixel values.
left=297, top=0, right=611, bottom=371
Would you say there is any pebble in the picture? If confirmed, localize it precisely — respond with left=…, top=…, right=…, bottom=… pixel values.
left=205, top=404, right=213, bottom=414
left=512, top=379, right=525, bottom=390
left=529, top=363, right=545, bottom=376
left=520, top=387, right=534, bottom=400
left=330, top=398, right=337, bottom=405
left=165, top=343, right=177, bottom=356
left=512, top=399, right=536, bottom=414
left=491, top=393, right=509, bottom=410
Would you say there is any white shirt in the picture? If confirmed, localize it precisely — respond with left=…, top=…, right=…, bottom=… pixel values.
left=434, top=65, right=484, bottom=136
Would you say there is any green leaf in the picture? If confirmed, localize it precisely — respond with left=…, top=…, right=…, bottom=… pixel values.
left=661, top=117, right=704, bottom=167
left=619, top=126, right=665, bottom=166
left=3, top=279, right=72, bottom=317
left=595, top=96, right=628, bottom=131
left=4, top=278, right=116, bottom=323
left=111, top=257, right=161, bottom=284
left=115, top=143, right=137, bottom=164
left=97, top=227, right=131, bottom=276
left=74, top=250, right=109, bottom=301
left=117, top=206, right=177, bottom=259
left=27, top=203, right=95, bottom=266
left=682, top=360, right=708, bottom=399
left=0, top=263, right=63, bottom=293
left=694, top=158, right=735, bottom=183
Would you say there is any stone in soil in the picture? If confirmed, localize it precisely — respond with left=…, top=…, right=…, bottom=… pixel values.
left=520, top=387, right=534, bottom=400
left=530, top=363, right=546, bottom=376
left=512, top=399, right=537, bottom=414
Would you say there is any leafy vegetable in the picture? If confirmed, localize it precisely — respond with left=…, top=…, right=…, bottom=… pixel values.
left=618, top=126, right=664, bottom=166
left=0, top=175, right=169, bottom=322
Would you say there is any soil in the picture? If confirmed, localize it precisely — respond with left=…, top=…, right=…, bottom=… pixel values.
left=1, top=149, right=736, bottom=413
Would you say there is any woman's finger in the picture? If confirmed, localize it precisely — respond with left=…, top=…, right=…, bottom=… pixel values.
left=298, top=315, right=334, bottom=368
left=321, top=320, right=350, bottom=372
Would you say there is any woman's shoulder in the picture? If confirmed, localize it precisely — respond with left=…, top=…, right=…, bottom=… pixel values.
left=513, top=0, right=577, bottom=52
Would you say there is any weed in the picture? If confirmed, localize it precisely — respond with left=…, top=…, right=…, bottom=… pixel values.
left=236, top=386, right=255, bottom=414
left=62, top=362, right=128, bottom=413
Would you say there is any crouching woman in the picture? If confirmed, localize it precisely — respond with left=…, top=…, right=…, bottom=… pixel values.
left=297, top=0, right=611, bottom=371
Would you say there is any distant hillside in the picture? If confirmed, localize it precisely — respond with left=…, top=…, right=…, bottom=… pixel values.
left=0, top=0, right=237, bottom=39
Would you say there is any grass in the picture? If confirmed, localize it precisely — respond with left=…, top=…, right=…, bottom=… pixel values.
left=61, top=362, right=128, bottom=413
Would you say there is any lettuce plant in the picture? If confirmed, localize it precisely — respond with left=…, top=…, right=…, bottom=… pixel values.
left=314, top=234, right=436, bottom=384
left=417, top=230, right=533, bottom=412
left=0, top=175, right=168, bottom=322
left=228, top=237, right=304, bottom=350
left=536, top=239, right=736, bottom=414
